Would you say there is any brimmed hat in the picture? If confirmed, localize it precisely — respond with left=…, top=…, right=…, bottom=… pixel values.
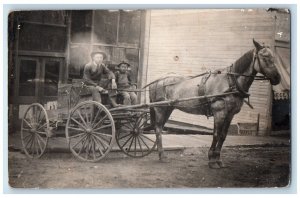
left=117, top=61, right=130, bottom=68
left=90, top=51, right=107, bottom=59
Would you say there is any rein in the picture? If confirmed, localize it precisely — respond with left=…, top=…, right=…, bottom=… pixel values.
left=102, top=49, right=271, bottom=95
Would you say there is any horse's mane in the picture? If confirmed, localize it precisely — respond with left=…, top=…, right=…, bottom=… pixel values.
left=233, top=49, right=255, bottom=73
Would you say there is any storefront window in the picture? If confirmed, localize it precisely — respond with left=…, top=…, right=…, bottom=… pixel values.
left=44, top=60, right=60, bottom=96
left=19, top=60, right=37, bottom=96
left=93, top=10, right=118, bottom=44
left=71, top=11, right=92, bottom=43
left=19, top=23, right=66, bottom=52
left=118, top=10, right=141, bottom=46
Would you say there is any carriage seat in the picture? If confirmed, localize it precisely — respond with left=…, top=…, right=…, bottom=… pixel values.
left=71, top=79, right=137, bottom=106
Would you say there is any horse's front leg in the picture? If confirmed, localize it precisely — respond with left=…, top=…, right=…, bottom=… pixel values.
left=208, top=111, right=225, bottom=169
left=214, top=113, right=234, bottom=168
left=209, top=101, right=226, bottom=169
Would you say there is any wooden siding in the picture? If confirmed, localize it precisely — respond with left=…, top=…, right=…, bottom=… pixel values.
left=143, top=9, right=276, bottom=135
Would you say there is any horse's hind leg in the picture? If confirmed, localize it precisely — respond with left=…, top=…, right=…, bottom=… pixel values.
left=153, top=106, right=173, bottom=161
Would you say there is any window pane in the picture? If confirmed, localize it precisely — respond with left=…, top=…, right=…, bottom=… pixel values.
left=19, top=60, right=37, bottom=96
left=93, top=10, right=118, bottom=44
left=71, top=11, right=92, bottom=43
left=18, top=23, right=66, bottom=52
left=118, top=10, right=141, bottom=45
left=44, top=60, right=60, bottom=96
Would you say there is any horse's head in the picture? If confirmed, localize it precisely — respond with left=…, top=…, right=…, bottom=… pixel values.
left=253, top=39, right=281, bottom=85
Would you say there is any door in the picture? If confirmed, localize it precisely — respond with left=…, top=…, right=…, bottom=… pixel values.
left=15, top=56, right=64, bottom=105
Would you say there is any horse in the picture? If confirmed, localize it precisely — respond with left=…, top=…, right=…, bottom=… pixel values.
left=147, top=39, right=281, bottom=169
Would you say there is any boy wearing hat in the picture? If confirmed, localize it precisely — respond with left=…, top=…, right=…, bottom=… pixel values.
left=83, top=51, right=118, bottom=107
left=115, top=62, right=137, bottom=105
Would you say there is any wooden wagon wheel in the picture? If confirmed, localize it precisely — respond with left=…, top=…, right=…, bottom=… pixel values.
left=20, top=103, right=50, bottom=158
left=116, top=112, right=157, bottom=158
left=66, top=101, right=115, bottom=162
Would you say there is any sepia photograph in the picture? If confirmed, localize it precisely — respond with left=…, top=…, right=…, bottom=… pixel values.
left=7, top=8, right=291, bottom=189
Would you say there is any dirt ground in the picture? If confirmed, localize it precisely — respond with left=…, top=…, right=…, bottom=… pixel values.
left=8, top=145, right=290, bottom=189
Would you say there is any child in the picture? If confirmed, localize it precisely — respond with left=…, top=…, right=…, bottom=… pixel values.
left=115, top=62, right=138, bottom=105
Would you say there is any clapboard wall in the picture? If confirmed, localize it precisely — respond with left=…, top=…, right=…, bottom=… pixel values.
left=142, top=9, right=276, bottom=135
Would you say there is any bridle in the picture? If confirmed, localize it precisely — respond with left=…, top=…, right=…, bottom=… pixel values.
left=226, top=48, right=270, bottom=98
left=227, top=49, right=270, bottom=81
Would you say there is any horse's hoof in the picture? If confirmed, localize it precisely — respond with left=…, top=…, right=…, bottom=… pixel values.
left=159, top=155, right=170, bottom=163
left=208, top=161, right=221, bottom=169
left=217, top=161, right=228, bottom=168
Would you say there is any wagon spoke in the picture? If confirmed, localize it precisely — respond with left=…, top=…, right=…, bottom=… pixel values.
left=34, top=136, right=40, bottom=156
left=137, top=136, right=144, bottom=155
left=36, top=122, right=47, bottom=131
left=138, top=135, right=150, bottom=150
left=91, top=108, right=102, bottom=126
left=122, top=123, right=133, bottom=131
left=31, top=135, right=36, bottom=156
left=24, top=134, right=33, bottom=148
left=72, top=134, right=87, bottom=149
left=35, top=134, right=42, bottom=152
left=75, top=110, right=88, bottom=127
left=93, top=114, right=108, bottom=129
left=91, top=135, right=105, bottom=156
left=36, top=115, right=46, bottom=129
left=117, top=132, right=132, bottom=141
left=23, top=119, right=33, bottom=129
left=93, top=124, right=112, bottom=132
left=76, top=135, right=88, bottom=156
left=85, top=137, right=91, bottom=159
left=36, top=107, right=42, bottom=123
left=92, top=134, right=109, bottom=151
left=92, top=131, right=112, bottom=138
left=121, top=135, right=133, bottom=149
left=140, top=134, right=156, bottom=143
left=22, top=133, right=32, bottom=142
left=84, top=105, right=90, bottom=124
left=68, top=126, right=85, bottom=133
left=92, top=133, right=110, bottom=148
left=22, top=128, right=32, bottom=132
left=119, top=129, right=132, bottom=134
left=135, top=117, right=144, bottom=128
left=35, top=133, right=46, bottom=147
left=138, top=117, right=151, bottom=129
left=90, top=137, right=96, bottom=160
left=127, top=136, right=135, bottom=153
left=36, top=130, right=48, bottom=135
left=28, top=135, right=35, bottom=155
left=134, top=137, right=137, bottom=156
left=69, top=132, right=86, bottom=139
left=71, top=118, right=87, bottom=131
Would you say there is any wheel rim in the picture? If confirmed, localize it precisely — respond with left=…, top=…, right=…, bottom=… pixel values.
left=116, top=112, right=157, bottom=158
left=66, top=101, right=115, bottom=162
left=20, top=103, right=49, bottom=158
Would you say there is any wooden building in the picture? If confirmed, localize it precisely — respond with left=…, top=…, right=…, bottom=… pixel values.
left=141, top=9, right=290, bottom=135
left=8, top=9, right=290, bottom=135
left=8, top=10, right=146, bottom=130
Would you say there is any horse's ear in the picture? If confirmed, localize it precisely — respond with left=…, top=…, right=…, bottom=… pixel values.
left=253, top=39, right=263, bottom=51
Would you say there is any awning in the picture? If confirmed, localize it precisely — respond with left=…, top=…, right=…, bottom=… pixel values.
left=273, top=45, right=290, bottom=100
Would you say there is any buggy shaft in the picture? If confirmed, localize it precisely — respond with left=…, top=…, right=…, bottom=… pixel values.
left=109, top=91, right=239, bottom=112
